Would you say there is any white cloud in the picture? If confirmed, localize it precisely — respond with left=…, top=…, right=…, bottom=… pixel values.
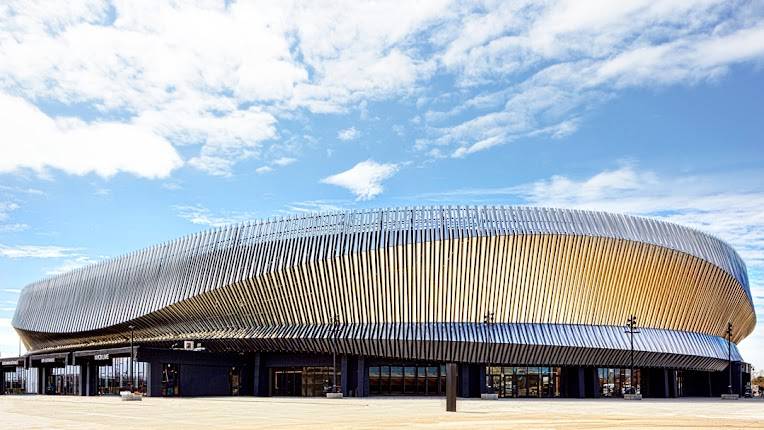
left=283, top=200, right=347, bottom=214
left=174, top=204, right=258, bottom=228
left=272, top=157, right=297, bottom=167
left=321, top=160, right=399, bottom=200
left=0, top=93, right=183, bottom=179
left=0, top=223, right=29, bottom=233
left=0, top=318, right=25, bottom=358
left=161, top=182, right=182, bottom=191
left=45, top=255, right=103, bottom=276
left=419, top=2, right=764, bottom=157
left=0, top=202, right=19, bottom=222
left=255, top=166, right=273, bottom=174
left=1, top=289, right=21, bottom=294
left=0, top=1, right=450, bottom=176
left=337, top=126, right=361, bottom=141
left=0, top=243, right=81, bottom=259
left=1, top=1, right=763, bottom=173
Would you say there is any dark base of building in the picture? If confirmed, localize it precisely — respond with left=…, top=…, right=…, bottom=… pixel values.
left=2, top=348, right=750, bottom=399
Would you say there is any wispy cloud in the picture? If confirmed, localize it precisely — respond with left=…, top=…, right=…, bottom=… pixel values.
left=422, top=163, right=764, bottom=263
left=46, top=255, right=105, bottom=276
left=1, top=289, right=21, bottom=294
left=418, top=2, right=764, bottom=157
left=174, top=205, right=258, bottom=228
left=337, top=127, right=361, bottom=141
left=272, top=157, right=297, bottom=167
left=0, top=185, right=44, bottom=196
left=321, top=160, right=399, bottom=200
left=0, top=318, right=25, bottom=357
left=0, top=202, right=19, bottom=222
left=0, top=223, right=28, bottom=233
left=161, top=182, right=183, bottom=191
left=282, top=200, right=348, bottom=214
left=0, top=244, right=81, bottom=259
left=255, top=166, right=273, bottom=175
left=0, top=2, right=447, bottom=178
left=0, top=2, right=762, bottom=177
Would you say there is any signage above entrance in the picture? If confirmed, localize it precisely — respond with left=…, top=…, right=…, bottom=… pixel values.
left=1, top=360, right=18, bottom=366
left=40, top=358, right=56, bottom=363
left=94, top=354, right=110, bottom=361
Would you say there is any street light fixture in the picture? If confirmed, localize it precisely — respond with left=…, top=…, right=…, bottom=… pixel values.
left=624, top=315, right=640, bottom=394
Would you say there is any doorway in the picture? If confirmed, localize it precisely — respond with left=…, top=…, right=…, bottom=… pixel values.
left=160, top=363, right=179, bottom=397
left=229, top=367, right=241, bottom=396
left=272, top=368, right=302, bottom=396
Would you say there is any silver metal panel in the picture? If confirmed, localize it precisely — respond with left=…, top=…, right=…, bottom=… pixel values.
left=10, top=206, right=754, bottom=372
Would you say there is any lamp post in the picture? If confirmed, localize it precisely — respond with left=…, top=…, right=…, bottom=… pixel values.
left=483, top=311, right=495, bottom=393
left=726, top=321, right=733, bottom=395
left=128, top=325, right=135, bottom=392
left=624, top=315, right=640, bottom=394
left=331, top=314, right=340, bottom=393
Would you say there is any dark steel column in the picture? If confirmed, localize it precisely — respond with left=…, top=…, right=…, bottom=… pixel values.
left=726, top=322, right=733, bottom=395
left=446, top=363, right=458, bottom=412
left=356, top=356, right=367, bottom=397
left=129, top=325, right=135, bottom=392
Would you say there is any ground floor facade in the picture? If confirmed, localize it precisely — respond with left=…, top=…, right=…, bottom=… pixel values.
left=1, top=348, right=751, bottom=399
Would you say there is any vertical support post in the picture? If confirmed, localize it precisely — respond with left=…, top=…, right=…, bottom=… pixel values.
left=129, top=325, right=135, bottom=392
left=252, top=353, right=261, bottom=396
left=332, top=314, right=339, bottom=393
left=446, top=363, right=458, bottom=412
left=483, top=311, right=494, bottom=393
left=726, top=321, right=733, bottom=395
left=356, top=356, right=367, bottom=397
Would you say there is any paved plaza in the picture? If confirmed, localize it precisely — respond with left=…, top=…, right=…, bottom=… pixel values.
left=1, top=396, right=763, bottom=429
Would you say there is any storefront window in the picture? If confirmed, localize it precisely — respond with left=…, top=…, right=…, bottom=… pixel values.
left=598, top=367, right=640, bottom=397
left=3, top=367, right=27, bottom=394
left=97, top=357, right=147, bottom=395
left=271, top=367, right=339, bottom=397
left=367, top=364, right=445, bottom=396
left=485, top=366, right=561, bottom=398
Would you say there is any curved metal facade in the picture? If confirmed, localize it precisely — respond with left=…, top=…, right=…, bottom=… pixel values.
left=12, top=206, right=755, bottom=371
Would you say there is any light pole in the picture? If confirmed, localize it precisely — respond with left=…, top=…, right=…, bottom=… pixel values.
left=331, top=314, right=340, bottom=393
left=624, top=315, right=640, bottom=394
left=128, top=325, right=135, bottom=392
left=483, top=311, right=495, bottom=393
left=726, top=321, right=733, bottom=395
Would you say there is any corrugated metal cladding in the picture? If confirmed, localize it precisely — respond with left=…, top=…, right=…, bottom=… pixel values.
left=12, top=206, right=755, bottom=371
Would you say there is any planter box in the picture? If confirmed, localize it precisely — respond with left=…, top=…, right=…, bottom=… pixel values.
left=623, top=394, right=642, bottom=400
left=326, top=392, right=343, bottom=399
left=481, top=393, right=499, bottom=400
left=721, top=394, right=739, bottom=400
left=120, top=392, right=142, bottom=401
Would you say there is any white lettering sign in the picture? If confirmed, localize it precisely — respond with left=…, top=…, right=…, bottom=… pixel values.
left=94, top=354, right=109, bottom=361
left=40, top=358, right=56, bottom=363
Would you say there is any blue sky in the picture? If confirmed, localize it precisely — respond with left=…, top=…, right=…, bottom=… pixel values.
left=0, top=1, right=763, bottom=370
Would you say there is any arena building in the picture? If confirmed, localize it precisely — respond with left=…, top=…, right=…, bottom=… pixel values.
left=2, top=206, right=755, bottom=398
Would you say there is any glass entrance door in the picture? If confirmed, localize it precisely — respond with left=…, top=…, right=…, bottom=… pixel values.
left=272, top=368, right=302, bottom=396
left=229, top=367, right=241, bottom=396
left=502, top=373, right=515, bottom=398
left=160, top=363, right=179, bottom=397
